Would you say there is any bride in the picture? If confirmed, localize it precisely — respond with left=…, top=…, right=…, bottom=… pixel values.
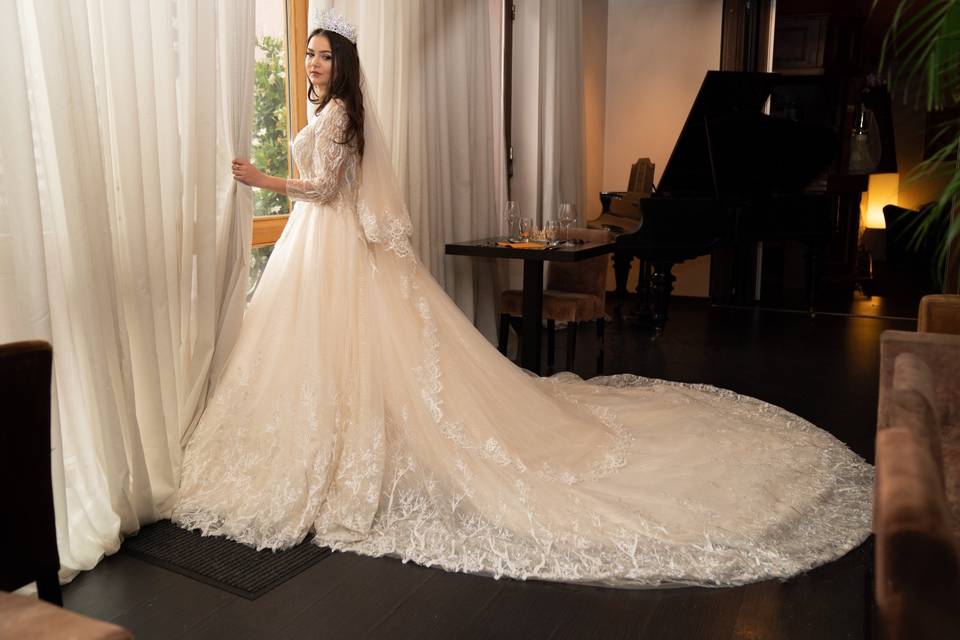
left=172, top=9, right=872, bottom=589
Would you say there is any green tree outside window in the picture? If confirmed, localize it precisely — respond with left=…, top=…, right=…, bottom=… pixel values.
left=253, top=34, right=290, bottom=217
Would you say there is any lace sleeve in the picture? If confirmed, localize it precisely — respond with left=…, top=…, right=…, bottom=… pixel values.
left=286, top=101, right=353, bottom=203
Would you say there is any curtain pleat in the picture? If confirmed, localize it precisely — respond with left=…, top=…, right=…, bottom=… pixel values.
left=512, top=0, right=586, bottom=229
left=0, top=0, right=255, bottom=579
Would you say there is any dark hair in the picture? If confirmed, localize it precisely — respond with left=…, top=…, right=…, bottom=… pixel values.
left=307, top=29, right=365, bottom=157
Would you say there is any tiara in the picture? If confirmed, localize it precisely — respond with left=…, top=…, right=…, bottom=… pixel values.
left=308, top=7, right=358, bottom=45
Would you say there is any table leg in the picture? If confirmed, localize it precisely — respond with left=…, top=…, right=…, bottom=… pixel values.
left=521, top=259, right=544, bottom=374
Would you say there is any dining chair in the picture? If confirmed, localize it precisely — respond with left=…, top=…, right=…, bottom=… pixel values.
left=498, top=228, right=613, bottom=374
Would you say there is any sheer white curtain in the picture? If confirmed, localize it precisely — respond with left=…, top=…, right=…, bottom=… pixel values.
left=0, top=0, right=254, bottom=579
left=310, top=0, right=509, bottom=339
left=511, top=0, right=586, bottom=228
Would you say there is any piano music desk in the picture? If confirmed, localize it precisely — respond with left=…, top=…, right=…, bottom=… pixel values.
left=445, top=237, right=616, bottom=375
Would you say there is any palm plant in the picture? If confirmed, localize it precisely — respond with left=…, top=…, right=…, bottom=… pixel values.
left=878, top=0, right=960, bottom=291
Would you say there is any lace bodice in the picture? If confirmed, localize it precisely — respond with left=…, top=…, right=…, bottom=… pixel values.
left=286, top=100, right=358, bottom=205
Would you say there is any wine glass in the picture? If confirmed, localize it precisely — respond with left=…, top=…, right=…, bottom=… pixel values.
left=544, top=220, right=560, bottom=246
left=519, top=217, right=533, bottom=242
left=504, top=201, right=521, bottom=242
left=558, top=203, right=577, bottom=244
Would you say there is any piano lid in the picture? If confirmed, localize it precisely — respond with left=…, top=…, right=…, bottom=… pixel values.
left=657, top=71, right=838, bottom=198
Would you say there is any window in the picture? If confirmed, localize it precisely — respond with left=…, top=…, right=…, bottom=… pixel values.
left=249, top=0, right=309, bottom=295
left=252, top=4, right=290, bottom=219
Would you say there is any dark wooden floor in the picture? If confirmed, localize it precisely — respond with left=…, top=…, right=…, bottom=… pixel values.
left=62, top=296, right=915, bottom=639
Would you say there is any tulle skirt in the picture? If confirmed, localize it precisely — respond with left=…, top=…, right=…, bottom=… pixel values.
left=173, top=198, right=872, bottom=588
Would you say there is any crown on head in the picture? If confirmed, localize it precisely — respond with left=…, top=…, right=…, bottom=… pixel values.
left=309, top=7, right=358, bottom=45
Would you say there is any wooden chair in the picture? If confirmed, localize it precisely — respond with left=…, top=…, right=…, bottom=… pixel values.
left=0, top=341, right=61, bottom=605
left=498, top=228, right=613, bottom=374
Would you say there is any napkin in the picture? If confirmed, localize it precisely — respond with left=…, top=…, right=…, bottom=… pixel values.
left=495, top=241, right=547, bottom=250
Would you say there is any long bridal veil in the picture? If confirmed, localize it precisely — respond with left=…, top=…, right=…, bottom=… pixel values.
left=354, top=73, right=413, bottom=249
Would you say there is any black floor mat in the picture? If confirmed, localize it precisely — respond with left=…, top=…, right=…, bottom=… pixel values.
left=121, top=520, right=331, bottom=600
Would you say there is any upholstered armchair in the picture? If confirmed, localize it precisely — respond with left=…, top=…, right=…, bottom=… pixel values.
left=0, top=341, right=61, bottom=605
left=874, top=294, right=960, bottom=639
left=498, top=228, right=613, bottom=374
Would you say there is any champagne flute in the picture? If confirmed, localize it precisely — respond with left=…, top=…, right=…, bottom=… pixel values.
left=558, top=203, right=577, bottom=244
left=504, top=201, right=520, bottom=242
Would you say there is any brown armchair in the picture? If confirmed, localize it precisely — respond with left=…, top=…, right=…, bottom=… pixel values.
left=918, top=294, right=960, bottom=335
left=874, top=295, right=960, bottom=639
left=0, top=341, right=61, bottom=605
left=498, top=228, right=613, bottom=374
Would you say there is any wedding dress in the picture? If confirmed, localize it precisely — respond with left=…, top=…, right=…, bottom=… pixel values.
left=172, top=98, right=872, bottom=589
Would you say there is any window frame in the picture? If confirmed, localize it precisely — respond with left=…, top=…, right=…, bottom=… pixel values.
left=250, top=0, right=308, bottom=247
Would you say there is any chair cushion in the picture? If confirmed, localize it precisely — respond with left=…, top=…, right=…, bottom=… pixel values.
left=500, top=289, right=604, bottom=323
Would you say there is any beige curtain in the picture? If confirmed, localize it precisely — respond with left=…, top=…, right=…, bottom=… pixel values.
left=511, top=0, right=586, bottom=229
left=0, top=0, right=255, bottom=579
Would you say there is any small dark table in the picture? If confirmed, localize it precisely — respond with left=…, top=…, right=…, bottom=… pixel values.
left=445, top=237, right=616, bottom=375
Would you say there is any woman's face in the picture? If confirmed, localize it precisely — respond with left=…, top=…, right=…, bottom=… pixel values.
left=306, top=34, right=333, bottom=94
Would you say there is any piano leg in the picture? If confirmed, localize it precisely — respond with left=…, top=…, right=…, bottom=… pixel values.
left=636, top=259, right=652, bottom=312
left=613, top=250, right=634, bottom=315
left=650, top=262, right=676, bottom=338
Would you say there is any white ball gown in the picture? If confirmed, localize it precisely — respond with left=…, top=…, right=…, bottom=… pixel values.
left=172, top=99, right=872, bottom=589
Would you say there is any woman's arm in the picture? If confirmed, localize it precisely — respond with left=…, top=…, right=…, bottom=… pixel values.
left=231, top=160, right=287, bottom=195
left=232, top=101, right=351, bottom=203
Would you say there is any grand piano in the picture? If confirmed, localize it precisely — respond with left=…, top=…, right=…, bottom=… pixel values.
left=594, top=71, right=840, bottom=336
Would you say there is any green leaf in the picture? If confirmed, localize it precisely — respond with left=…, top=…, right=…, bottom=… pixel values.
left=253, top=34, right=291, bottom=217
left=881, top=1, right=960, bottom=288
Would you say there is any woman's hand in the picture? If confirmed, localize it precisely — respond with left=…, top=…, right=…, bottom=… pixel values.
left=232, top=159, right=265, bottom=188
